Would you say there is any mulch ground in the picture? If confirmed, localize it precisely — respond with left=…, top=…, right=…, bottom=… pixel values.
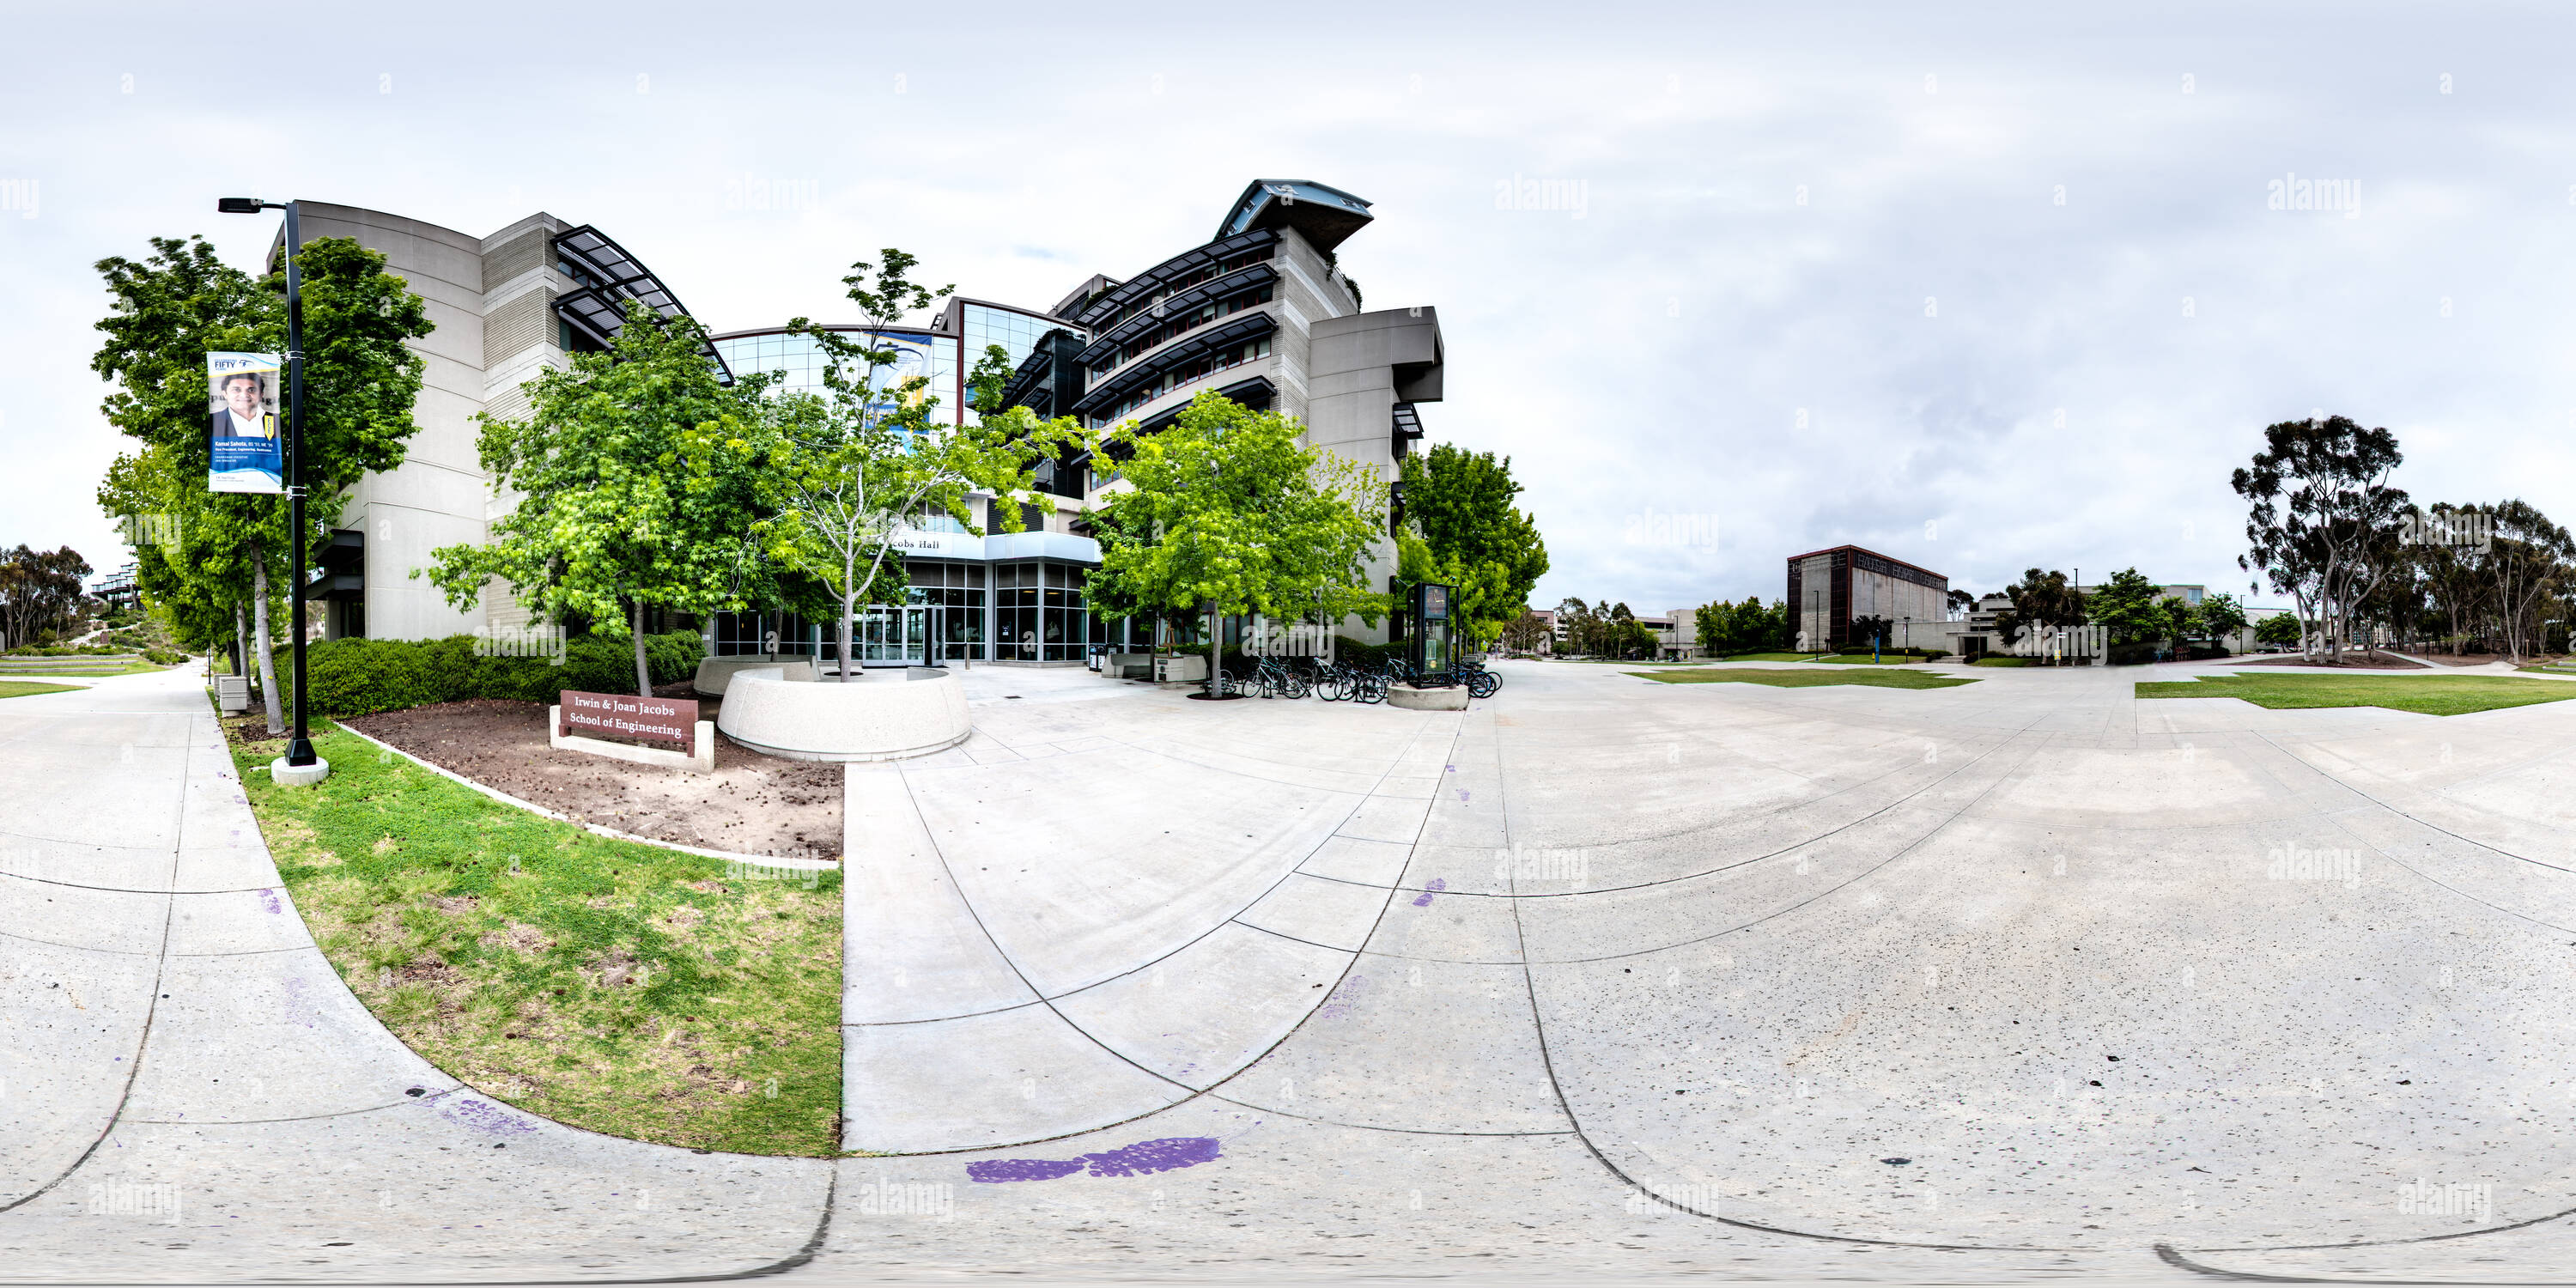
left=2230, top=651, right=2422, bottom=670
left=343, top=690, right=841, bottom=860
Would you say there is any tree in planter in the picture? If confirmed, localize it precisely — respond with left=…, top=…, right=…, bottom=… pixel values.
left=1088, top=391, right=1388, bottom=697
left=724, top=250, right=1082, bottom=680
left=1394, top=444, right=1549, bottom=650
left=91, top=234, right=431, bottom=731
left=424, top=301, right=769, bottom=697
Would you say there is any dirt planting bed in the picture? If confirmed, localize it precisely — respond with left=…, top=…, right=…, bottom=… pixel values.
left=345, top=694, right=840, bottom=860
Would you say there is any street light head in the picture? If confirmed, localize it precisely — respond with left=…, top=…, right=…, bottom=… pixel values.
left=216, top=197, right=264, bottom=214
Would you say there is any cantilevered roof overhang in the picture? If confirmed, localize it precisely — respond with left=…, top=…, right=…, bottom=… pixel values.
left=1072, top=228, right=1279, bottom=331
left=1214, top=179, right=1374, bottom=252
left=552, top=224, right=733, bottom=381
left=1072, top=313, right=1278, bottom=418
left=1075, top=264, right=1279, bottom=368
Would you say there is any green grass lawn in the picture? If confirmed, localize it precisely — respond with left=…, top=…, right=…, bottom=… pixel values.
left=1809, top=653, right=1941, bottom=665
left=1713, top=651, right=1819, bottom=663
left=0, top=661, right=171, bottom=677
left=230, top=719, right=845, bottom=1157
left=1631, top=667, right=1978, bottom=690
left=2135, top=672, right=2576, bottom=717
left=1971, top=657, right=2034, bottom=667
left=0, top=680, right=81, bottom=699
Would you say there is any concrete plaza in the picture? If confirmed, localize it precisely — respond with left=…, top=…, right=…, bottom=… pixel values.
left=6, top=658, right=2574, bottom=1281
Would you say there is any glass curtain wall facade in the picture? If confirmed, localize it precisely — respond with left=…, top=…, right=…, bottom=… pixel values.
left=708, top=306, right=1109, bottom=664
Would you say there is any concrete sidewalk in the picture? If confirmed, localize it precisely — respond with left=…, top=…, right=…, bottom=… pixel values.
left=0, top=664, right=830, bottom=1280
left=12, top=658, right=2576, bottom=1280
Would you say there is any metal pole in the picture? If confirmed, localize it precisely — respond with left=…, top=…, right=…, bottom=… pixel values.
left=282, top=200, right=316, bottom=767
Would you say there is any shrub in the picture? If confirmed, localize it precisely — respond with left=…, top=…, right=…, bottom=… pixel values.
left=1333, top=635, right=1395, bottom=669
left=1919, top=648, right=1949, bottom=661
left=299, top=630, right=704, bottom=718
left=142, top=647, right=187, bottom=666
left=2106, top=642, right=2162, bottom=666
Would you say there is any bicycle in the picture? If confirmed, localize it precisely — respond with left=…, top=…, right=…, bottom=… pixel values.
left=1238, top=656, right=1310, bottom=699
left=1455, top=654, right=1502, bottom=699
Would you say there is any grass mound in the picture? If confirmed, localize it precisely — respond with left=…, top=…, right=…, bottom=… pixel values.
left=2135, top=672, right=2576, bottom=717
left=0, top=680, right=81, bottom=699
left=229, top=719, right=844, bottom=1156
left=1630, top=667, right=1977, bottom=690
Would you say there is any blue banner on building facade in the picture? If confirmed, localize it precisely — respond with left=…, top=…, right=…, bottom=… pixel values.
left=206, top=351, right=283, bottom=494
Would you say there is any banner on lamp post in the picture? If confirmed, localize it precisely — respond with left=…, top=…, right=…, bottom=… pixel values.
left=206, top=351, right=283, bottom=494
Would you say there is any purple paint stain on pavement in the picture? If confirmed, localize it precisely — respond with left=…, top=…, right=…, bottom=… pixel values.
left=966, top=1157, right=1085, bottom=1183
left=1457, top=788, right=1471, bottom=803
left=1412, top=877, right=1448, bottom=908
left=257, top=888, right=283, bottom=914
left=968, top=1139, right=1224, bottom=1184
left=440, top=1097, right=539, bottom=1136
left=1079, top=1137, right=1221, bottom=1177
left=1317, top=975, right=1370, bottom=1020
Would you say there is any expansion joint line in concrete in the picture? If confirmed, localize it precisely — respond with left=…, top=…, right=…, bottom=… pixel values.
left=1493, top=724, right=2081, bottom=1255
left=0, top=734, right=186, bottom=1216
left=865, top=713, right=1473, bottom=1154
left=2152, top=1234, right=2576, bottom=1284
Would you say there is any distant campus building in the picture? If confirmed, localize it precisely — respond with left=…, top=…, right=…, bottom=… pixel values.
left=276, top=180, right=1443, bottom=663
left=1786, top=544, right=1949, bottom=651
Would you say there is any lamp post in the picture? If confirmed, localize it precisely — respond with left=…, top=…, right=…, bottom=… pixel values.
left=216, top=197, right=319, bottom=773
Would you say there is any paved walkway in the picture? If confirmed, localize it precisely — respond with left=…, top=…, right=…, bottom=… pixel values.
left=10, top=657, right=2576, bottom=1280
left=0, top=665, right=829, bottom=1280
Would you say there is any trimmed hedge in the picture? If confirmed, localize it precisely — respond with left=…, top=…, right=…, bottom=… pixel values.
left=1332, top=635, right=1395, bottom=669
left=299, top=631, right=704, bottom=718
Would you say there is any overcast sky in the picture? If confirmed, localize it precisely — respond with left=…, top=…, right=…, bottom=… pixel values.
left=6, top=2, right=2572, bottom=615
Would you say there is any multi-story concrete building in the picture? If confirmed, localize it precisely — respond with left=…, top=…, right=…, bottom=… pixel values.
left=1021, top=179, right=1442, bottom=651
left=268, top=180, right=1443, bottom=664
left=1786, top=544, right=1948, bottom=651
left=278, top=204, right=718, bottom=644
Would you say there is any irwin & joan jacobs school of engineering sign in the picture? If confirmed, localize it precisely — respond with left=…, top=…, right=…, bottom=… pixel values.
left=559, top=690, right=699, bottom=752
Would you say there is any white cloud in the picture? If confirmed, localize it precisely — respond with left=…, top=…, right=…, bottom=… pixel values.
left=4, top=3, right=2572, bottom=617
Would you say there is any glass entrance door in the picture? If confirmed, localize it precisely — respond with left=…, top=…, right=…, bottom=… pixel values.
left=856, top=606, right=933, bottom=665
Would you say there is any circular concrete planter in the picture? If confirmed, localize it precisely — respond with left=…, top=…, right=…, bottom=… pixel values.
left=1385, top=683, right=1469, bottom=711
left=692, top=654, right=819, bottom=696
left=716, top=667, right=969, bottom=762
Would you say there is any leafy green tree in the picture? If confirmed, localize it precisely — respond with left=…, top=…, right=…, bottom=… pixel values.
left=2233, top=415, right=2408, bottom=661
left=423, top=301, right=767, bottom=696
left=1499, top=607, right=1550, bottom=653
left=2087, top=568, right=2171, bottom=645
left=1089, top=391, right=1388, bottom=696
left=1395, top=444, right=1549, bottom=647
left=2256, top=611, right=2304, bottom=647
left=0, top=545, right=94, bottom=648
left=731, top=250, right=1078, bottom=680
left=92, top=234, right=431, bottom=730
left=2199, top=591, right=2249, bottom=647
left=1992, top=568, right=2085, bottom=657
left=1692, top=600, right=1725, bottom=657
